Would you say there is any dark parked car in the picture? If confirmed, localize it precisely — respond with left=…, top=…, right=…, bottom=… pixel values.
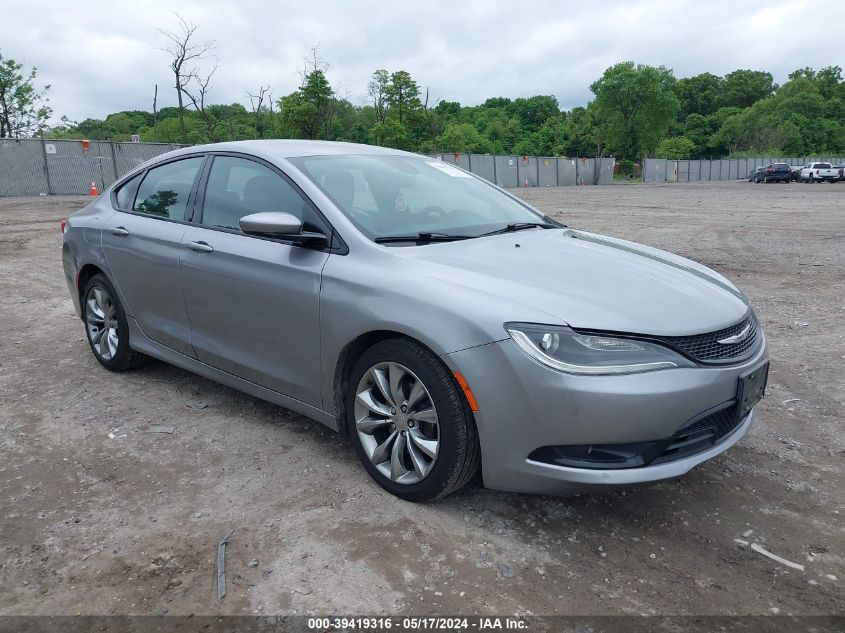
left=789, top=165, right=803, bottom=181
left=748, top=167, right=766, bottom=182
left=759, top=163, right=791, bottom=183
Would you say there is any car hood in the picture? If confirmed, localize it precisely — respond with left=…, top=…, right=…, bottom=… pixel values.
left=394, top=228, right=749, bottom=337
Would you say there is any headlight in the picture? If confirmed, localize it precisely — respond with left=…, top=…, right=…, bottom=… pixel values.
left=504, top=323, right=694, bottom=375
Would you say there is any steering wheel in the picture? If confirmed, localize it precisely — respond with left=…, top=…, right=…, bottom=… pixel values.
left=419, top=205, right=447, bottom=219
left=347, top=206, right=376, bottom=221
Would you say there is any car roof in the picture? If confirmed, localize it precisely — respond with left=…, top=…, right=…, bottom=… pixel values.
left=161, top=139, right=420, bottom=161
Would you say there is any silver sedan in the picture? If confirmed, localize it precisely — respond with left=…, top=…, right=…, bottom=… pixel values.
left=62, top=141, right=768, bottom=501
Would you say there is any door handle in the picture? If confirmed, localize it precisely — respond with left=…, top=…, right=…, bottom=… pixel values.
left=185, top=241, right=214, bottom=253
left=109, top=226, right=129, bottom=236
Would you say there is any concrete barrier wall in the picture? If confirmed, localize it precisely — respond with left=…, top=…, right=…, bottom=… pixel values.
left=2, top=139, right=621, bottom=196
left=430, top=152, right=614, bottom=188
left=644, top=156, right=845, bottom=182
left=28, top=138, right=839, bottom=195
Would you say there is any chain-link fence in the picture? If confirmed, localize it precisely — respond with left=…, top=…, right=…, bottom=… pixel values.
left=643, top=157, right=845, bottom=183
left=0, top=138, right=186, bottom=197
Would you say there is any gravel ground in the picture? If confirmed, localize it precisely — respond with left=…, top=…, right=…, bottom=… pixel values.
left=0, top=181, right=843, bottom=617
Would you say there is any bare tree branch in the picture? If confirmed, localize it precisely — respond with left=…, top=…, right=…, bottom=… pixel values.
left=157, top=13, right=216, bottom=143
left=422, top=87, right=443, bottom=153
left=246, top=85, right=271, bottom=139
left=182, top=59, right=220, bottom=140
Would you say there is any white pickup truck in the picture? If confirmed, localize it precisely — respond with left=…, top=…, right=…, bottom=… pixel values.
left=800, top=162, right=839, bottom=183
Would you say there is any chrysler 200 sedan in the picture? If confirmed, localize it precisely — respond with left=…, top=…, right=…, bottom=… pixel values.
left=62, top=141, right=768, bottom=501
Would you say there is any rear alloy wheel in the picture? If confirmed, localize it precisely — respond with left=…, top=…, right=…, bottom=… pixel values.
left=346, top=338, right=480, bottom=501
left=82, top=274, right=149, bottom=371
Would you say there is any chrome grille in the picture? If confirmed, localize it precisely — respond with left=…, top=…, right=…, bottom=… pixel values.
left=659, top=314, right=760, bottom=364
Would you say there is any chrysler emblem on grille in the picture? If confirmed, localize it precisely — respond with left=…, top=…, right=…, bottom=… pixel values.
left=717, top=323, right=751, bottom=345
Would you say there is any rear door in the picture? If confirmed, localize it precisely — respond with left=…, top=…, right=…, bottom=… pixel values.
left=179, top=154, right=331, bottom=406
left=101, top=155, right=206, bottom=356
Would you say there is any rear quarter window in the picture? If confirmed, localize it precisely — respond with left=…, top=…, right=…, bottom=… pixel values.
left=114, top=173, right=142, bottom=209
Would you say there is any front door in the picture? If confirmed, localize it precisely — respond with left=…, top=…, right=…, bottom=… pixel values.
left=179, top=155, right=330, bottom=406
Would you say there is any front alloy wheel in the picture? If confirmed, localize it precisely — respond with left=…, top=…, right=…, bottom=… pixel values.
left=345, top=338, right=480, bottom=501
left=354, top=361, right=440, bottom=485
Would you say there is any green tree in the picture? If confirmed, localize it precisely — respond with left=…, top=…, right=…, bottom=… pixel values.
left=436, top=123, right=491, bottom=153
left=367, top=69, right=390, bottom=124
left=301, top=69, right=334, bottom=137
left=789, top=66, right=843, bottom=100
left=33, top=59, right=845, bottom=160
left=656, top=136, right=695, bottom=159
left=369, top=118, right=409, bottom=149
left=507, top=95, right=560, bottom=130
left=709, top=111, right=745, bottom=155
left=721, top=69, right=775, bottom=109
left=683, top=113, right=717, bottom=156
left=676, top=72, right=724, bottom=117
left=590, top=62, right=679, bottom=158
left=0, top=51, right=52, bottom=138
left=557, top=106, right=601, bottom=157
left=278, top=69, right=334, bottom=140
left=385, top=70, right=421, bottom=125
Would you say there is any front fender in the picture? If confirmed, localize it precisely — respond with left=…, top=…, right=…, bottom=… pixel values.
left=317, top=251, right=543, bottom=412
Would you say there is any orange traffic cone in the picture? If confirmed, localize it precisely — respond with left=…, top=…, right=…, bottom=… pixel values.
left=89, top=181, right=98, bottom=196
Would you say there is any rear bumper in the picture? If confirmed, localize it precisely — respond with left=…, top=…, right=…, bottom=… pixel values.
left=445, top=335, right=767, bottom=495
left=62, top=240, right=82, bottom=318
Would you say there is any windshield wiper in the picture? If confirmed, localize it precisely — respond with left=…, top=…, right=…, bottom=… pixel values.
left=374, top=232, right=474, bottom=244
left=478, top=221, right=559, bottom=237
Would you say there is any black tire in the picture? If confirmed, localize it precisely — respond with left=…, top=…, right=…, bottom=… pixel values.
left=345, top=338, right=481, bottom=502
left=82, top=274, right=150, bottom=372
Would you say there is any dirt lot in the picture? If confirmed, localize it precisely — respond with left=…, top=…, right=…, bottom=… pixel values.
left=0, top=181, right=843, bottom=617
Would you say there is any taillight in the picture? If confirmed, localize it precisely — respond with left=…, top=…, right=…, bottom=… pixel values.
left=60, top=219, right=67, bottom=234
left=767, top=168, right=774, bottom=173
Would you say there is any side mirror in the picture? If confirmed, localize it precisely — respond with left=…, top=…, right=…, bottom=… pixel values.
left=239, top=212, right=327, bottom=245
left=240, top=212, right=302, bottom=235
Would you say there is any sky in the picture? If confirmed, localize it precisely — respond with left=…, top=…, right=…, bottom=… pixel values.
left=4, top=0, right=844, bottom=123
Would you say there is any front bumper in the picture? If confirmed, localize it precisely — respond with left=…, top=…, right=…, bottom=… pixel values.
left=445, top=335, right=767, bottom=495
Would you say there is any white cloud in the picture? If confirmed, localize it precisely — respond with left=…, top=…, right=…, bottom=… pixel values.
left=3, top=0, right=843, bottom=122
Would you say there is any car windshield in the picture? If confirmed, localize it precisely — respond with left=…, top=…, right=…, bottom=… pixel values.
left=289, top=154, right=549, bottom=242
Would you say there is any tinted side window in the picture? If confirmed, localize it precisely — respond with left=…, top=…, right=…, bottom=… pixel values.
left=134, top=157, right=204, bottom=219
left=201, top=156, right=311, bottom=231
left=115, top=173, right=142, bottom=209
